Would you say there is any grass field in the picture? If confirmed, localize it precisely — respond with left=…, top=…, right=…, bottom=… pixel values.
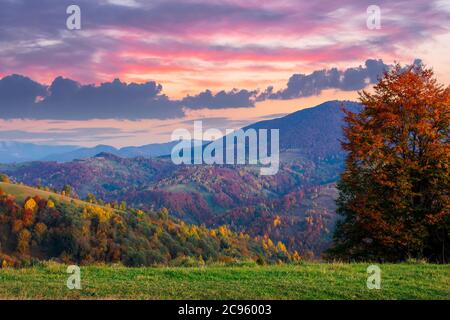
left=0, top=263, right=448, bottom=300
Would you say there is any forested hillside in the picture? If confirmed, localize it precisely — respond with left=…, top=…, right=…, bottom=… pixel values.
left=0, top=183, right=293, bottom=267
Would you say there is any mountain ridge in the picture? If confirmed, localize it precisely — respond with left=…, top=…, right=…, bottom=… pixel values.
left=0, top=100, right=361, bottom=164
left=0, top=141, right=182, bottom=163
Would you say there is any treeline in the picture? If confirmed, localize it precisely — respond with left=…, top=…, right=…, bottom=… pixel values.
left=0, top=187, right=296, bottom=268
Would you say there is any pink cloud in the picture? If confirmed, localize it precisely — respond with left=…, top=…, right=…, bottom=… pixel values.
left=0, top=0, right=448, bottom=91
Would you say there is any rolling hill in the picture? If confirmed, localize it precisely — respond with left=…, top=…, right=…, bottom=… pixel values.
left=0, top=181, right=288, bottom=267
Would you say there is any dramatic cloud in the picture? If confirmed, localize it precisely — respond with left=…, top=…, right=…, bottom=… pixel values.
left=0, top=0, right=448, bottom=91
left=181, top=89, right=258, bottom=109
left=0, top=58, right=395, bottom=120
left=39, top=77, right=183, bottom=120
left=0, top=76, right=183, bottom=120
left=0, top=75, right=47, bottom=117
left=0, top=0, right=447, bottom=146
left=262, top=59, right=389, bottom=100
left=0, top=59, right=415, bottom=120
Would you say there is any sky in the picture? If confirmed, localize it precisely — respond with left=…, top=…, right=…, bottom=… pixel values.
left=0, top=0, right=449, bottom=146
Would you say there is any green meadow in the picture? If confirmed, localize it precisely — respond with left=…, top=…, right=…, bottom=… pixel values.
left=0, top=263, right=448, bottom=300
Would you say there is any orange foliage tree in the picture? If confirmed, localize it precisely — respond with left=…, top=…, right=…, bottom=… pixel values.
left=328, top=64, right=449, bottom=262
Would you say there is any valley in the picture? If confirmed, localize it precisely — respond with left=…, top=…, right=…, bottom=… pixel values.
left=0, top=101, right=359, bottom=258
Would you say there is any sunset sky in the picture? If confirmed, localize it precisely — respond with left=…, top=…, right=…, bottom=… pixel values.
left=0, top=0, right=449, bottom=146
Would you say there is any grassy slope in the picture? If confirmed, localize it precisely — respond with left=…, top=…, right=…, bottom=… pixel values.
left=0, top=263, right=448, bottom=300
left=0, top=181, right=83, bottom=204
left=0, top=182, right=119, bottom=211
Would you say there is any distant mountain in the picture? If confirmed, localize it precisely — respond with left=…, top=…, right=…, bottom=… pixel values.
left=0, top=141, right=78, bottom=163
left=245, top=100, right=361, bottom=160
left=42, top=140, right=205, bottom=162
left=0, top=141, right=183, bottom=163
left=42, top=144, right=118, bottom=162
left=0, top=100, right=359, bottom=164
left=117, top=141, right=180, bottom=158
left=192, top=100, right=361, bottom=166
